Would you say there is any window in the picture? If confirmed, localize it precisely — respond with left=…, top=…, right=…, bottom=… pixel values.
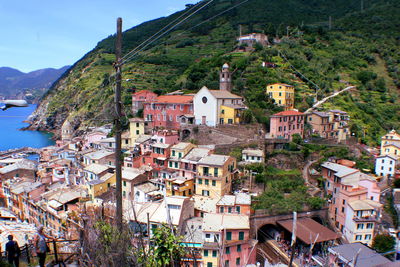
left=136, top=130, right=140, bottom=135
left=204, top=250, right=208, bottom=257
left=212, top=180, right=216, bottom=186
left=205, top=179, right=209, bottom=185
left=226, top=231, right=232, bottom=240
left=365, top=234, right=372, bottom=240
left=123, top=191, right=126, bottom=197
left=228, top=207, right=232, bottom=213
left=123, top=181, right=126, bottom=187
left=237, top=244, right=242, bottom=252
left=357, top=224, right=364, bottom=230
left=225, top=247, right=230, bottom=254
left=202, top=190, right=210, bottom=196
left=212, top=168, right=218, bottom=177
left=207, top=263, right=212, bottom=267
left=236, top=257, right=240, bottom=266
left=366, top=223, right=373, bottom=229
left=239, top=231, right=244, bottom=240
left=212, top=250, right=217, bottom=257
left=341, top=207, right=345, bottom=213
left=174, top=162, right=178, bottom=168
left=206, top=234, right=211, bottom=238
left=221, top=109, right=225, bottom=114
left=172, top=150, right=175, bottom=156
left=169, top=162, right=172, bottom=168
left=355, top=235, right=362, bottom=241
left=220, top=207, right=224, bottom=213
left=198, top=178, right=202, bottom=184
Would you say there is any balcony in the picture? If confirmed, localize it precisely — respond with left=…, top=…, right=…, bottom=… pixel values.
left=353, top=215, right=379, bottom=222
left=198, top=173, right=219, bottom=179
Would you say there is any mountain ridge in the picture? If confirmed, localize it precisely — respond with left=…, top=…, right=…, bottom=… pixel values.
left=28, top=0, right=400, bottom=145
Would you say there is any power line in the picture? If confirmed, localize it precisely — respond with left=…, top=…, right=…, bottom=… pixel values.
left=121, top=0, right=215, bottom=65
left=121, top=1, right=207, bottom=62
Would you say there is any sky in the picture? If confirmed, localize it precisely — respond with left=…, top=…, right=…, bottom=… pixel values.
left=0, top=0, right=198, bottom=73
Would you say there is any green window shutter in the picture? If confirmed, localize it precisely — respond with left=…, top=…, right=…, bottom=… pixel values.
left=212, top=250, right=217, bottom=257
left=198, top=178, right=202, bottom=184
left=239, top=231, right=244, bottom=240
left=226, top=231, right=232, bottom=240
left=204, top=250, right=208, bottom=257
left=225, top=247, right=230, bottom=254
left=212, top=180, right=216, bottom=186
left=237, top=244, right=241, bottom=252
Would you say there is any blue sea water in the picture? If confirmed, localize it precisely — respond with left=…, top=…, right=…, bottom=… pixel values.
left=0, top=104, right=55, bottom=151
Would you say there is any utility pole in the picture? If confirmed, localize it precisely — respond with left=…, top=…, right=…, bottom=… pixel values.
left=114, top=17, right=123, bottom=231
left=288, top=211, right=297, bottom=267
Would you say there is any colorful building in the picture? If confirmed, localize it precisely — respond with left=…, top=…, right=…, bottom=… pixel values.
left=143, top=95, right=194, bottom=130
left=129, top=117, right=146, bottom=147
left=201, top=213, right=256, bottom=267
left=195, top=154, right=236, bottom=198
left=266, top=83, right=295, bottom=110
left=131, top=90, right=157, bottom=114
left=321, top=161, right=382, bottom=242
left=193, top=86, right=246, bottom=127
left=165, top=176, right=194, bottom=197
left=269, top=110, right=305, bottom=140
left=86, top=172, right=115, bottom=200
left=307, top=111, right=334, bottom=138
left=380, top=129, right=400, bottom=156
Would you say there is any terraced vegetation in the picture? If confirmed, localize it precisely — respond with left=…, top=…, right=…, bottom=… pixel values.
left=31, top=0, right=400, bottom=145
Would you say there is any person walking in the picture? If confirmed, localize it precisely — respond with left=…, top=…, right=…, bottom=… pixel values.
left=5, top=235, right=20, bottom=267
left=33, top=226, right=52, bottom=267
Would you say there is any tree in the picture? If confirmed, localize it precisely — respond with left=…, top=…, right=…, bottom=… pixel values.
left=372, top=234, right=396, bottom=253
left=138, top=224, right=185, bottom=267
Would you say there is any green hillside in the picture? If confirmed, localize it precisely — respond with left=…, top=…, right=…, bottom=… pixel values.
left=31, top=0, right=400, bottom=145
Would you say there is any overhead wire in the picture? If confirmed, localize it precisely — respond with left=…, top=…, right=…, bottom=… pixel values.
left=120, top=1, right=208, bottom=62
left=121, top=0, right=215, bottom=65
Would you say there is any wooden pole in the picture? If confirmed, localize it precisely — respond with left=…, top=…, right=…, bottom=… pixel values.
left=114, top=17, right=123, bottom=231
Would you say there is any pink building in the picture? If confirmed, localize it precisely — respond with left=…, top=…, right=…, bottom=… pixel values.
left=143, top=95, right=194, bottom=130
left=83, top=131, right=108, bottom=149
left=132, top=90, right=157, bottom=114
left=269, top=110, right=305, bottom=140
left=321, top=162, right=381, bottom=233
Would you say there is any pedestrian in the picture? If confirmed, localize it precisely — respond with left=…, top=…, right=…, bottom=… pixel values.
left=33, top=226, right=52, bottom=267
left=5, top=234, right=20, bottom=267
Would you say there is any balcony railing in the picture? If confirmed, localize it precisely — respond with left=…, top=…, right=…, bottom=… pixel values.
left=353, top=215, right=378, bottom=222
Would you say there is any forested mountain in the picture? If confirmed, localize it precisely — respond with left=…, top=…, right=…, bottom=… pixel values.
left=0, top=66, right=69, bottom=101
left=29, top=0, right=400, bottom=145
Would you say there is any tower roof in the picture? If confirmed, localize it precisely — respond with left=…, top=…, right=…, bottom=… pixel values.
left=222, top=63, right=229, bottom=69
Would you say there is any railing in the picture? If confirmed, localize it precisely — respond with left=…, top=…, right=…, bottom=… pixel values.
left=1, top=239, right=79, bottom=266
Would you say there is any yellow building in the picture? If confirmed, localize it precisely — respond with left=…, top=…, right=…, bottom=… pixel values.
left=266, top=83, right=295, bottom=110
left=381, top=130, right=400, bottom=156
left=219, top=105, right=245, bottom=125
left=195, top=154, right=236, bottom=198
left=122, top=131, right=131, bottom=150
left=165, top=176, right=194, bottom=197
left=87, top=173, right=116, bottom=200
left=129, top=118, right=145, bottom=148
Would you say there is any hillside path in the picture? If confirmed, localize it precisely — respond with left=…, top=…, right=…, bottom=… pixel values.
left=305, top=85, right=355, bottom=113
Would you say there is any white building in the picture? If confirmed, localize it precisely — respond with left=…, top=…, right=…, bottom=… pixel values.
left=241, top=149, right=264, bottom=163
left=375, top=154, right=398, bottom=177
left=193, top=86, right=245, bottom=126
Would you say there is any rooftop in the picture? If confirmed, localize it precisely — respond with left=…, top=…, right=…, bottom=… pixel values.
left=135, top=182, right=159, bottom=193
left=84, top=163, right=109, bottom=175
left=209, top=89, right=243, bottom=99
left=121, top=167, right=144, bottom=181
left=321, top=162, right=359, bottom=178
left=83, top=150, right=114, bottom=160
left=348, top=199, right=382, bottom=211
left=181, top=148, right=211, bottom=163
left=242, top=149, right=264, bottom=157
left=217, top=193, right=251, bottom=206
left=272, top=110, right=304, bottom=116
left=0, top=159, right=37, bottom=174
left=198, top=154, right=231, bottom=166
left=171, top=142, right=193, bottom=151
left=328, top=243, right=391, bottom=267
left=202, top=213, right=250, bottom=232
left=152, top=95, right=193, bottom=104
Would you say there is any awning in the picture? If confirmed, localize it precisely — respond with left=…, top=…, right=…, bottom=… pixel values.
left=277, top=217, right=339, bottom=245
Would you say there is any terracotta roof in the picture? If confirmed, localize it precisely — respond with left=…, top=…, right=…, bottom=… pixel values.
left=272, top=110, right=304, bottom=116
left=277, top=218, right=339, bottom=245
left=133, top=90, right=156, bottom=96
left=152, top=95, right=193, bottom=104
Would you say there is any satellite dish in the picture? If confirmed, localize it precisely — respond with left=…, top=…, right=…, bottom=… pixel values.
left=0, top=100, right=28, bottom=111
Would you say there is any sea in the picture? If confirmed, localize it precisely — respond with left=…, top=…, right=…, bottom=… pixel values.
left=0, top=104, right=54, bottom=151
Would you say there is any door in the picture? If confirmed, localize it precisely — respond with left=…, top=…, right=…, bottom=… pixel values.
left=202, top=116, right=206, bottom=125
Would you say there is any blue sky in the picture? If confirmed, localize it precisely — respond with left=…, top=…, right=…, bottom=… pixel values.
left=0, top=0, right=198, bottom=73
